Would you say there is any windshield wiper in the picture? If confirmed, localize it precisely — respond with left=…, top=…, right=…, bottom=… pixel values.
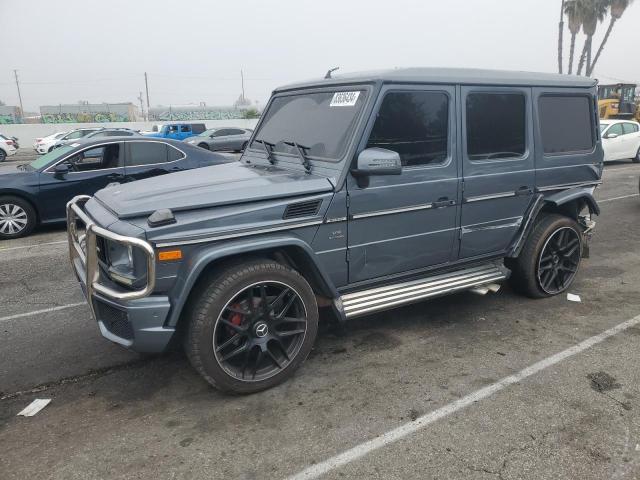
left=253, top=139, right=276, bottom=165
left=283, top=141, right=312, bottom=173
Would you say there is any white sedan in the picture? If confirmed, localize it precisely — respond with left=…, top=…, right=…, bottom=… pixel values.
left=33, top=131, right=68, bottom=154
left=0, top=134, right=17, bottom=161
left=601, top=119, right=640, bottom=163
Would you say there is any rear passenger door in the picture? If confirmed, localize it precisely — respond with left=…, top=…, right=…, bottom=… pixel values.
left=622, top=122, right=640, bottom=158
left=459, top=87, right=535, bottom=259
left=123, top=141, right=186, bottom=181
left=347, top=86, right=459, bottom=283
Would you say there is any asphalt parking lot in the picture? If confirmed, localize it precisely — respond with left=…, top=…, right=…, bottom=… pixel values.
left=1, top=162, right=640, bottom=479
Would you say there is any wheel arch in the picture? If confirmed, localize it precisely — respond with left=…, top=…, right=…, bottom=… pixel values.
left=166, top=235, right=339, bottom=327
left=0, top=190, right=40, bottom=223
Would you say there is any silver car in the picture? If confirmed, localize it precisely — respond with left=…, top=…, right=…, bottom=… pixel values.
left=184, top=127, right=253, bottom=152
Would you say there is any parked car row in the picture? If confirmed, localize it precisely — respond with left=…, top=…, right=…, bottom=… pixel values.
left=0, top=133, right=18, bottom=161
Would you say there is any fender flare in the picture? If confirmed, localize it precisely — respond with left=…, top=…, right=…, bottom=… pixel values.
left=543, top=187, right=600, bottom=216
left=165, top=234, right=339, bottom=327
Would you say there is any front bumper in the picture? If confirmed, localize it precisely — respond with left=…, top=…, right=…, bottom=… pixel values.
left=67, top=196, right=175, bottom=353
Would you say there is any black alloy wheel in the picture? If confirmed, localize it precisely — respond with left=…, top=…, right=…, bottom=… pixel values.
left=537, top=227, right=581, bottom=295
left=213, top=281, right=308, bottom=382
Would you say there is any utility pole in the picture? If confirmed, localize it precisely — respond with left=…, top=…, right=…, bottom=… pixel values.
left=240, top=69, right=245, bottom=103
left=144, top=72, right=151, bottom=118
left=13, top=70, right=24, bottom=121
left=138, top=91, right=145, bottom=121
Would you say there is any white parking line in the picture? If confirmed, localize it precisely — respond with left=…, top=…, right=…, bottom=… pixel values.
left=0, top=303, right=86, bottom=323
left=286, top=314, right=640, bottom=480
left=599, top=193, right=640, bottom=203
left=0, top=240, right=67, bottom=252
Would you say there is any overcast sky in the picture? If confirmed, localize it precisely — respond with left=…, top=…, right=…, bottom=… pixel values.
left=2, top=0, right=639, bottom=111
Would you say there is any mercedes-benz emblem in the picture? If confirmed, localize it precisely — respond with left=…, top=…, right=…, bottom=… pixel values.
left=255, top=323, right=268, bottom=338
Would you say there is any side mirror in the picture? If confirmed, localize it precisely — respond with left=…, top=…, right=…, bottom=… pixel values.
left=351, top=148, right=402, bottom=188
left=54, top=163, right=70, bottom=178
left=605, top=133, right=618, bottom=139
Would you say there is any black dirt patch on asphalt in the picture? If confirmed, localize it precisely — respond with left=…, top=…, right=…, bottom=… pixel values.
left=408, top=408, right=420, bottom=421
left=587, top=371, right=621, bottom=392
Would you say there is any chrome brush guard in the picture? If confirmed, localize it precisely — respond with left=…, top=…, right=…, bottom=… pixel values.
left=66, top=195, right=156, bottom=303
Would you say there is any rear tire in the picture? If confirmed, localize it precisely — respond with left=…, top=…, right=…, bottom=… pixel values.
left=509, top=214, right=582, bottom=298
left=240, top=141, right=248, bottom=152
left=184, top=259, right=319, bottom=394
left=0, top=149, right=6, bottom=162
left=0, top=195, right=36, bottom=239
left=633, top=147, right=640, bottom=163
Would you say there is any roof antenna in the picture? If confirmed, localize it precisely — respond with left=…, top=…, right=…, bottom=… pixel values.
left=325, top=67, right=339, bottom=79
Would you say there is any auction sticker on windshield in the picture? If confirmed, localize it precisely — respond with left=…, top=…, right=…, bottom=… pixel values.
left=330, top=91, right=360, bottom=107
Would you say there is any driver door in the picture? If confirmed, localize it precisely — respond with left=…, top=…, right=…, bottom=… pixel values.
left=38, top=142, right=125, bottom=221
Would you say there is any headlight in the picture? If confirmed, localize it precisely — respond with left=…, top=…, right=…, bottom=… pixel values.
left=105, top=241, right=136, bottom=286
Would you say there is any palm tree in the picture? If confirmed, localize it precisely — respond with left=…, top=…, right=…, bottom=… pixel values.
left=587, top=0, right=634, bottom=75
left=576, top=0, right=609, bottom=75
left=558, top=1, right=565, bottom=73
left=564, top=0, right=586, bottom=74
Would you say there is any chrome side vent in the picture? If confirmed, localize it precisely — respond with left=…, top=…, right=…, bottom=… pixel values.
left=283, top=200, right=322, bottom=219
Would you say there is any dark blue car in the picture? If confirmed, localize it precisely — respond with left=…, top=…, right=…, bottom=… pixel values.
left=0, top=137, right=231, bottom=239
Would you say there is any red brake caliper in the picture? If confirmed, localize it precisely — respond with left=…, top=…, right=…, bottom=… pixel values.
left=228, top=303, right=244, bottom=334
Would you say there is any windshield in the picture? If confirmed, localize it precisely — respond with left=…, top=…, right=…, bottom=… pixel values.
left=250, top=89, right=368, bottom=160
left=29, top=145, right=74, bottom=170
left=600, top=124, right=609, bottom=133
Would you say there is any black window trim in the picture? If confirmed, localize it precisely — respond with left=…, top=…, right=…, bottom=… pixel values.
left=464, top=89, right=529, bottom=164
left=363, top=87, right=453, bottom=170
left=538, top=93, right=597, bottom=158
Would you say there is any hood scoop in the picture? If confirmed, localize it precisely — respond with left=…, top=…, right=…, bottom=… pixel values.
left=283, top=200, right=322, bottom=219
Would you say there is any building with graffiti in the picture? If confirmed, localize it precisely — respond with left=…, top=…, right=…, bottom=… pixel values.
left=40, top=103, right=140, bottom=123
left=0, top=106, right=22, bottom=124
left=149, top=104, right=258, bottom=121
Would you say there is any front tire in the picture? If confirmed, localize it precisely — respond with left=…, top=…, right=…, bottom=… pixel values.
left=0, top=149, right=6, bottom=162
left=185, top=260, right=319, bottom=394
left=633, top=147, right=640, bottom=163
left=509, top=214, right=582, bottom=298
left=0, top=196, right=36, bottom=239
left=198, top=143, right=210, bottom=150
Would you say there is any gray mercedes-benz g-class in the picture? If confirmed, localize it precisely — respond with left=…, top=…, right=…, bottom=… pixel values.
left=67, top=68, right=603, bottom=393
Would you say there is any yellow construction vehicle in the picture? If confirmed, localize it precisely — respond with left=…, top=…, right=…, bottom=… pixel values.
left=597, top=82, right=639, bottom=121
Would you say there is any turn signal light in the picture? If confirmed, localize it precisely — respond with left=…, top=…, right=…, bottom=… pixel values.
left=158, top=249, right=182, bottom=261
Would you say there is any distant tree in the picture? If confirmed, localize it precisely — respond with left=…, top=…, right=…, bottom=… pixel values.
left=563, top=0, right=587, bottom=74
left=587, top=0, right=634, bottom=75
left=576, top=0, right=608, bottom=75
left=242, top=108, right=260, bottom=119
left=0, top=100, right=5, bottom=106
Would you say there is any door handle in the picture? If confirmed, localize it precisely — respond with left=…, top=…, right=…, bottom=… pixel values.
left=432, top=197, right=455, bottom=208
left=515, top=186, right=533, bottom=196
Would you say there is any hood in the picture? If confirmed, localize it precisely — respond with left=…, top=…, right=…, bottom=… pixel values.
left=94, top=162, right=335, bottom=219
left=0, top=163, right=30, bottom=176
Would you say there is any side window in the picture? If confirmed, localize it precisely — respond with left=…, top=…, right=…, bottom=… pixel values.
left=213, top=129, right=231, bottom=137
left=63, top=144, right=122, bottom=172
left=228, top=129, right=245, bottom=135
left=168, top=125, right=179, bottom=133
left=623, top=123, right=639, bottom=135
left=127, top=142, right=168, bottom=166
left=466, top=92, right=526, bottom=160
left=191, top=124, right=206, bottom=134
left=167, top=145, right=184, bottom=161
left=366, top=91, right=449, bottom=167
left=607, top=123, right=624, bottom=137
left=538, top=95, right=594, bottom=154
left=180, top=125, right=191, bottom=133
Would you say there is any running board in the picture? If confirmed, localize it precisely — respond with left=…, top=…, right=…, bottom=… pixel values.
left=340, top=264, right=508, bottom=319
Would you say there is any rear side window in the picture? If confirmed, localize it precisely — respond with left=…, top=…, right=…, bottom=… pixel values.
left=127, top=142, right=168, bottom=166
left=466, top=93, right=526, bottom=160
left=191, top=124, right=206, bottom=134
left=167, top=145, right=184, bottom=161
left=539, top=96, right=594, bottom=154
left=623, top=123, right=639, bottom=134
left=366, top=91, right=449, bottom=167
